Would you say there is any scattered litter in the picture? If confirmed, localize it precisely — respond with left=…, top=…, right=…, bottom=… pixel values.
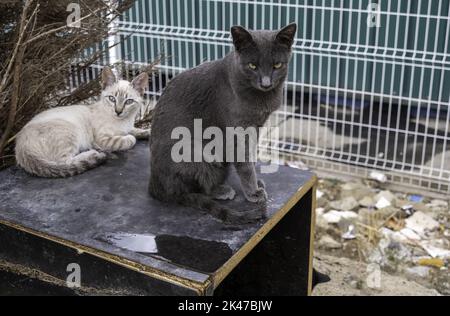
left=342, top=225, right=357, bottom=240
left=419, top=240, right=450, bottom=259
left=376, top=197, right=392, bottom=209
left=316, top=190, right=324, bottom=199
left=405, top=211, right=440, bottom=236
left=408, top=195, right=424, bottom=203
left=315, top=176, right=449, bottom=294
left=369, top=171, right=387, bottom=183
left=401, top=205, right=415, bottom=216
left=399, top=228, right=422, bottom=241
left=418, top=258, right=445, bottom=269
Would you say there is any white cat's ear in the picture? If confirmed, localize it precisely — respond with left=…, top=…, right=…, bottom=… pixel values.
left=132, top=72, right=149, bottom=96
left=231, top=26, right=255, bottom=52
left=102, top=67, right=117, bottom=89
left=276, top=23, right=297, bottom=49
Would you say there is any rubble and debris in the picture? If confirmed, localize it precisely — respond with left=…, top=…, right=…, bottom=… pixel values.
left=322, top=210, right=359, bottom=224
left=342, top=225, right=357, bottom=240
left=316, top=190, right=324, bottom=199
left=375, top=191, right=397, bottom=204
left=318, top=235, right=342, bottom=250
left=313, top=176, right=449, bottom=295
left=405, top=266, right=431, bottom=279
left=369, top=171, right=387, bottom=183
left=400, top=204, right=415, bottom=217
left=376, top=197, right=392, bottom=210
left=405, top=211, right=440, bottom=236
left=329, top=197, right=359, bottom=212
left=419, top=240, right=450, bottom=259
left=399, top=228, right=422, bottom=241
left=359, top=196, right=375, bottom=208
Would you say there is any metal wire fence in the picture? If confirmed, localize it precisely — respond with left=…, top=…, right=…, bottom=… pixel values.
left=71, top=0, right=450, bottom=195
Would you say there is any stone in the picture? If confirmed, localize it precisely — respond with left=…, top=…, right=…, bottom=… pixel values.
left=322, top=210, right=359, bottom=224
left=340, top=182, right=373, bottom=201
left=375, top=197, right=392, bottom=209
left=405, top=211, right=440, bottom=236
left=426, top=199, right=449, bottom=213
left=375, top=190, right=397, bottom=203
left=318, top=235, right=342, bottom=249
left=405, top=266, right=431, bottom=279
left=369, top=171, right=387, bottom=183
left=430, top=199, right=448, bottom=208
left=359, top=196, right=375, bottom=208
left=329, top=197, right=359, bottom=212
left=370, top=237, right=413, bottom=272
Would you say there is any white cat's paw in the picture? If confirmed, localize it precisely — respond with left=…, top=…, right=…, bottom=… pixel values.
left=121, top=135, right=136, bottom=151
left=134, top=128, right=150, bottom=140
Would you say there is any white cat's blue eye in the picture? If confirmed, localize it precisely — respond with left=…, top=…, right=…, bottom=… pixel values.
left=108, top=96, right=116, bottom=103
left=125, top=99, right=135, bottom=106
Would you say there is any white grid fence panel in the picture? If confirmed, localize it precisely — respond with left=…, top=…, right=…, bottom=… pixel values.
left=111, top=0, right=450, bottom=194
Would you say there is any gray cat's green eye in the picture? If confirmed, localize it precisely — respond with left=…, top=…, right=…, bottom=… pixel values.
left=248, top=63, right=257, bottom=70
left=125, top=99, right=135, bottom=106
left=274, top=62, right=283, bottom=69
left=108, top=96, right=116, bottom=103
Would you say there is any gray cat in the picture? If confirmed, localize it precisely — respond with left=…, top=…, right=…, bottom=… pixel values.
left=149, top=23, right=297, bottom=224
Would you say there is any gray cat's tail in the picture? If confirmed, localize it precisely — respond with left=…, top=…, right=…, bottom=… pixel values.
left=180, top=193, right=264, bottom=224
left=16, top=150, right=107, bottom=178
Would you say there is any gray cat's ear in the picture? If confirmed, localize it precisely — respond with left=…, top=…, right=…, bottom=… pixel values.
left=231, top=26, right=255, bottom=52
left=276, top=23, right=297, bottom=49
left=132, top=72, right=149, bottom=96
left=102, top=67, right=117, bottom=89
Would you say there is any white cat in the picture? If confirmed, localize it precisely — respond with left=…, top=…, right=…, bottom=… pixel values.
left=15, top=67, right=149, bottom=178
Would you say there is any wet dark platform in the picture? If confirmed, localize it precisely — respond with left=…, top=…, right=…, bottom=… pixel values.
left=0, top=142, right=317, bottom=296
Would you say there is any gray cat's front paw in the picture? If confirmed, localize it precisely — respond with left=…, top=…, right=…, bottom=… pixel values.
left=244, top=187, right=268, bottom=204
left=213, top=184, right=236, bottom=201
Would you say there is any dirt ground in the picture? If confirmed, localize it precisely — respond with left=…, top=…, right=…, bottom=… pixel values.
left=310, top=175, right=449, bottom=296
left=312, top=252, right=440, bottom=296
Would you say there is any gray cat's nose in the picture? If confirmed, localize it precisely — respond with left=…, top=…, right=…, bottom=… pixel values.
left=261, top=76, right=272, bottom=89
left=115, top=109, right=123, bottom=116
